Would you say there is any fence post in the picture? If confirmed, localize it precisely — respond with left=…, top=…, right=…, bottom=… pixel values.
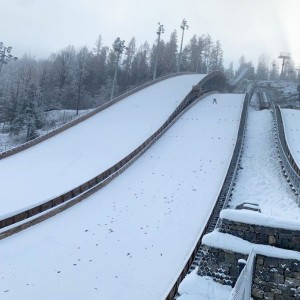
left=238, top=259, right=247, bottom=275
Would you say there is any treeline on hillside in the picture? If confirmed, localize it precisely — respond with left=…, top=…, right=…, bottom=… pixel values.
left=235, top=54, right=300, bottom=82
left=0, top=32, right=224, bottom=139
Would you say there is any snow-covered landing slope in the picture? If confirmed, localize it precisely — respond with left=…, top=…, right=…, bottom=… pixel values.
left=281, top=108, right=300, bottom=168
left=0, top=74, right=205, bottom=218
left=229, top=108, right=300, bottom=219
left=0, top=93, right=244, bottom=300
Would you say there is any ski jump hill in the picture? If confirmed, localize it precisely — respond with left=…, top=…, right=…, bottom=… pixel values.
left=0, top=71, right=251, bottom=299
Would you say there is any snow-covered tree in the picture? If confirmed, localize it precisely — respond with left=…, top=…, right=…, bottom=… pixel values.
left=256, top=54, right=269, bottom=80
left=93, top=35, right=102, bottom=56
left=73, top=46, right=89, bottom=114
left=208, top=41, right=224, bottom=72
left=131, top=42, right=150, bottom=84
left=269, top=60, right=279, bottom=80
left=122, top=37, right=136, bottom=87
left=162, top=31, right=178, bottom=73
left=225, top=62, right=235, bottom=80
left=11, top=81, right=45, bottom=139
left=0, top=29, right=227, bottom=138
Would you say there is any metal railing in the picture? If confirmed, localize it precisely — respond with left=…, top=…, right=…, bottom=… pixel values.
left=230, top=249, right=256, bottom=300
left=0, top=72, right=227, bottom=239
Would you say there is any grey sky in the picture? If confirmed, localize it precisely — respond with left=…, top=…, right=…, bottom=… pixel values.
left=1, top=0, right=299, bottom=68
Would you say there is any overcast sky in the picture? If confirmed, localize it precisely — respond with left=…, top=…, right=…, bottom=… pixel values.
left=1, top=0, right=300, bottom=69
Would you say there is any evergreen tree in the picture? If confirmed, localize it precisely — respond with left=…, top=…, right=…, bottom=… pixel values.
left=208, top=41, right=224, bottom=72
left=122, top=37, right=136, bottom=87
left=285, top=59, right=297, bottom=81
left=93, top=35, right=102, bottom=56
left=150, top=39, right=165, bottom=78
left=256, top=54, right=269, bottom=80
left=11, top=81, right=45, bottom=139
left=269, top=60, right=279, bottom=80
left=237, top=55, right=247, bottom=73
left=162, top=31, right=178, bottom=73
left=203, top=34, right=212, bottom=73
left=73, top=46, right=89, bottom=114
left=225, top=62, right=235, bottom=80
left=186, top=35, right=198, bottom=72
left=53, top=45, right=76, bottom=105
left=131, top=42, right=150, bottom=84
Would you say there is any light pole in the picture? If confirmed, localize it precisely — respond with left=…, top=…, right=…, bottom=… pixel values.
left=110, top=37, right=126, bottom=100
left=177, top=19, right=189, bottom=73
left=0, top=42, right=18, bottom=77
left=278, top=52, right=290, bottom=79
left=153, top=22, right=164, bottom=80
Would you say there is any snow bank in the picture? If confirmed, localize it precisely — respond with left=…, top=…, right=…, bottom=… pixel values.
left=178, top=270, right=232, bottom=300
left=281, top=108, right=300, bottom=168
left=203, top=231, right=300, bottom=260
left=220, top=209, right=300, bottom=231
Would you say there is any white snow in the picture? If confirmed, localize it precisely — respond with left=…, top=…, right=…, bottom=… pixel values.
left=269, top=81, right=298, bottom=99
left=281, top=108, right=300, bottom=168
left=220, top=209, right=300, bottom=231
left=229, top=107, right=300, bottom=220
left=0, top=74, right=206, bottom=219
left=0, top=93, right=244, bottom=300
left=0, top=109, right=94, bottom=152
left=202, top=231, right=300, bottom=261
left=178, top=270, right=232, bottom=300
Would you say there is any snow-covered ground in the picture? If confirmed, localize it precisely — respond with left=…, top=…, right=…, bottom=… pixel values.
left=0, top=93, right=244, bottom=300
left=269, top=81, right=298, bottom=99
left=229, top=107, right=300, bottom=219
left=0, top=74, right=205, bottom=218
left=263, top=80, right=300, bottom=109
left=281, top=108, right=300, bottom=168
left=0, top=109, right=94, bottom=152
left=178, top=271, right=232, bottom=300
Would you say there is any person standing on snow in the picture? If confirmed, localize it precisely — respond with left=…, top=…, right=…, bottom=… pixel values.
left=213, top=98, right=217, bottom=104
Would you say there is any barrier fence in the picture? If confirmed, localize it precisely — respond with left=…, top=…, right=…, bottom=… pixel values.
left=229, top=249, right=256, bottom=300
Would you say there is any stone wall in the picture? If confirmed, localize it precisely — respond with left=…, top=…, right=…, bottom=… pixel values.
left=197, top=244, right=300, bottom=299
left=197, top=245, right=248, bottom=286
left=220, top=218, right=300, bottom=251
left=252, top=254, right=300, bottom=299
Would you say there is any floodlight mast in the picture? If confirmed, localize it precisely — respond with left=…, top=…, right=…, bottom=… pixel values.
left=0, top=43, right=18, bottom=77
left=278, top=52, right=290, bottom=79
left=153, top=22, right=164, bottom=80
left=110, top=37, right=126, bottom=100
left=177, top=19, right=189, bottom=73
